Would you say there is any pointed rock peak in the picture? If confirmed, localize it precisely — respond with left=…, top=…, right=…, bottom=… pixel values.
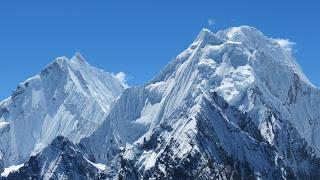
left=52, top=56, right=69, bottom=67
left=50, top=136, right=73, bottom=150
left=51, top=135, right=69, bottom=145
left=40, top=53, right=90, bottom=76
left=71, top=52, right=88, bottom=66
left=196, top=28, right=213, bottom=40
left=40, top=56, right=70, bottom=76
left=194, top=28, right=224, bottom=46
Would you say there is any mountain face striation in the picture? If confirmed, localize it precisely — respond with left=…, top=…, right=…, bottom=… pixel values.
left=1, top=26, right=320, bottom=179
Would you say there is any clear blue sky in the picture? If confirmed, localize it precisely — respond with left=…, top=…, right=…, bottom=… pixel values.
left=1, top=0, right=319, bottom=100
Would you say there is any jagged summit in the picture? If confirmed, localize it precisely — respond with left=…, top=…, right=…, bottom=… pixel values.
left=41, top=53, right=88, bottom=74
left=194, top=28, right=224, bottom=45
left=72, top=52, right=87, bottom=64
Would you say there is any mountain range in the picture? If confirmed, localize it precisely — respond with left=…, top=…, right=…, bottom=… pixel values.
left=1, top=26, right=320, bottom=179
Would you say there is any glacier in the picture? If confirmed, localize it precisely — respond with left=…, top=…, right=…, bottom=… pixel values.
left=1, top=26, right=320, bottom=179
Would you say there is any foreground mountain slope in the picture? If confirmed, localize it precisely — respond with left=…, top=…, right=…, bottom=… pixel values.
left=0, top=54, right=124, bottom=167
left=2, top=136, right=103, bottom=180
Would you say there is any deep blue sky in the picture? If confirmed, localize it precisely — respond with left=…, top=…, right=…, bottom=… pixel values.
left=1, top=0, right=319, bottom=100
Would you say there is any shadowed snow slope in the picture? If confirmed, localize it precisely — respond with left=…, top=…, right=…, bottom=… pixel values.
left=0, top=53, right=124, bottom=167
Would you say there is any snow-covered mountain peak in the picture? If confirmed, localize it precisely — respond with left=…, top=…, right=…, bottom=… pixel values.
left=192, top=26, right=320, bottom=152
left=219, top=26, right=263, bottom=39
left=194, top=28, right=224, bottom=46
left=84, top=26, right=320, bottom=165
left=216, top=25, right=270, bottom=49
left=41, top=53, right=87, bottom=75
left=52, top=56, right=69, bottom=65
left=151, top=27, right=315, bottom=108
left=72, top=52, right=87, bottom=65
left=40, top=56, right=69, bottom=75
left=77, top=27, right=320, bottom=179
left=214, top=26, right=314, bottom=87
left=0, top=54, right=124, bottom=167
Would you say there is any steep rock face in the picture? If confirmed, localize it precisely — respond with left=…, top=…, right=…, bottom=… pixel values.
left=0, top=54, right=124, bottom=167
left=2, top=136, right=102, bottom=180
